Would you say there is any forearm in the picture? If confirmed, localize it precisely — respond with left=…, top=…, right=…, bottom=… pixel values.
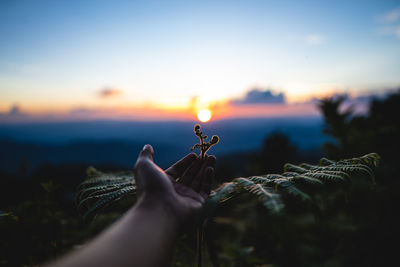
left=48, top=198, right=179, bottom=267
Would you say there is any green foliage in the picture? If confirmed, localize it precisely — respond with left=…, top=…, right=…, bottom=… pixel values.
left=76, top=170, right=136, bottom=220
left=75, top=153, right=379, bottom=267
left=76, top=153, right=380, bottom=221
left=318, top=91, right=400, bottom=162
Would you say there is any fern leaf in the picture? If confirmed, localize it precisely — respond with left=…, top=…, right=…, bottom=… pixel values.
left=283, top=163, right=308, bottom=174
left=77, top=182, right=134, bottom=202
left=270, top=178, right=311, bottom=202
left=312, top=165, right=374, bottom=180
left=78, top=186, right=135, bottom=213
left=82, top=186, right=136, bottom=219
left=340, top=153, right=380, bottom=167
left=208, top=182, right=237, bottom=204
left=247, top=176, right=273, bottom=185
left=281, top=172, right=299, bottom=178
left=299, top=163, right=318, bottom=170
left=302, top=171, right=346, bottom=182
left=261, top=174, right=287, bottom=179
left=234, top=178, right=284, bottom=213
left=319, top=158, right=336, bottom=166
left=289, top=175, right=324, bottom=186
left=77, top=176, right=133, bottom=190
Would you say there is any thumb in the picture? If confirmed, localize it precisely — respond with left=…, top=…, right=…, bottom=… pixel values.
left=134, top=144, right=169, bottom=195
left=138, top=144, right=154, bottom=161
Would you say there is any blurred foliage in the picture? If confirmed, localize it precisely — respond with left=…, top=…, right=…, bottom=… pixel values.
left=75, top=152, right=379, bottom=267
left=1, top=91, right=400, bottom=266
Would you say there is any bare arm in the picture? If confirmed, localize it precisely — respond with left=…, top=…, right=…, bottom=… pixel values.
left=47, top=145, right=215, bottom=267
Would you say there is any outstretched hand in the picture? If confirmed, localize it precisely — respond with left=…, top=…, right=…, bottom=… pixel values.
left=46, top=144, right=216, bottom=267
left=134, top=144, right=216, bottom=225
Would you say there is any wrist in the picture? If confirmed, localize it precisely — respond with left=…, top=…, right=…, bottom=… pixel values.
left=132, top=193, right=181, bottom=232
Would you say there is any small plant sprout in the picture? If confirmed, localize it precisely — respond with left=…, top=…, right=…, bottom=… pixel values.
left=191, top=124, right=219, bottom=159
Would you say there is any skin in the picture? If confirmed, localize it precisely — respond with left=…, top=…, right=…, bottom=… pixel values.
left=47, top=144, right=216, bottom=267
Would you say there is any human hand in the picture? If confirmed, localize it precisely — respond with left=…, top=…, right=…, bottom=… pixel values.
left=133, top=144, right=216, bottom=226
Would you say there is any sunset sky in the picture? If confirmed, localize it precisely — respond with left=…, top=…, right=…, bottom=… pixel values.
left=0, top=0, right=399, bottom=121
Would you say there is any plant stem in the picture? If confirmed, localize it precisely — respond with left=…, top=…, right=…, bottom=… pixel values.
left=200, top=135, right=205, bottom=159
left=197, top=225, right=203, bottom=267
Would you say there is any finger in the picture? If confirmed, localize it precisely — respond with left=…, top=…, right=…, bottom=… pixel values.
left=134, top=145, right=155, bottom=194
left=199, top=167, right=214, bottom=199
left=138, top=144, right=154, bottom=161
left=134, top=149, right=173, bottom=194
left=165, top=153, right=197, bottom=179
left=179, top=156, right=204, bottom=186
left=207, top=155, right=217, bottom=167
left=191, top=156, right=215, bottom=191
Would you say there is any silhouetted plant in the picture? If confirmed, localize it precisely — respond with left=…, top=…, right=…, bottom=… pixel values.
left=76, top=149, right=379, bottom=266
left=191, top=124, right=219, bottom=158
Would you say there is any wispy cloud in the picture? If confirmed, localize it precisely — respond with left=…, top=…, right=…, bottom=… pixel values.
left=0, top=105, right=28, bottom=122
left=378, top=7, right=400, bottom=23
left=98, top=87, right=123, bottom=98
left=8, top=105, right=25, bottom=116
left=378, top=25, right=400, bottom=39
left=230, top=88, right=285, bottom=105
left=304, top=34, right=325, bottom=45
left=376, top=7, right=400, bottom=39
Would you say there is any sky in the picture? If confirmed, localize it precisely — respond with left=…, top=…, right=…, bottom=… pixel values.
left=0, top=0, right=399, bottom=121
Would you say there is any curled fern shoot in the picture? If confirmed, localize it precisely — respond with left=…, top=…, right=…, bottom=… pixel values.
left=191, top=124, right=219, bottom=158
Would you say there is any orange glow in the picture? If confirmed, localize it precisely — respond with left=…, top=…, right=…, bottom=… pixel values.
left=0, top=100, right=320, bottom=123
left=197, top=109, right=212, bottom=122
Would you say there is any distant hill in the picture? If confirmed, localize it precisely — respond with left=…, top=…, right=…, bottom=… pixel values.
left=0, top=117, right=329, bottom=173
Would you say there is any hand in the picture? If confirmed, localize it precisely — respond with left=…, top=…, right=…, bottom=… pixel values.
left=133, top=144, right=216, bottom=226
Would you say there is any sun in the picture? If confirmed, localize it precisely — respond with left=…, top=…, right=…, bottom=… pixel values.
left=197, top=109, right=212, bottom=122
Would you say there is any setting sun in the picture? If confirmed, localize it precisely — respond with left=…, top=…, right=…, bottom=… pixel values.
left=197, top=109, right=212, bottom=122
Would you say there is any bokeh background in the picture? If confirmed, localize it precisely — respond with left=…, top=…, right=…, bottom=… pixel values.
left=1, top=1, right=399, bottom=266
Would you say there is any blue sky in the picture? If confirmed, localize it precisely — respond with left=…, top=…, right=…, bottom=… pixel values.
left=0, top=0, right=399, bottom=118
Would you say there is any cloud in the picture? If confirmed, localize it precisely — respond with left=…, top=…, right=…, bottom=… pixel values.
left=379, top=25, right=400, bottom=38
left=69, top=108, right=99, bottom=116
left=231, top=88, right=285, bottom=105
left=304, top=34, right=325, bottom=45
left=6, top=105, right=27, bottom=117
left=376, top=7, right=400, bottom=39
left=8, top=105, right=25, bottom=116
left=378, top=7, right=400, bottom=23
left=0, top=105, right=27, bottom=122
left=98, top=87, right=123, bottom=98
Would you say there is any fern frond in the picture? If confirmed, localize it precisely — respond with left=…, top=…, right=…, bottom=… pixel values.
left=76, top=153, right=380, bottom=222
left=261, top=174, right=287, bottom=179
left=77, top=176, right=134, bottom=191
left=82, top=186, right=136, bottom=219
left=339, top=153, right=380, bottom=167
left=281, top=172, right=300, bottom=177
left=311, top=165, right=374, bottom=180
left=76, top=169, right=136, bottom=220
left=299, top=163, right=318, bottom=170
left=269, top=178, right=311, bottom=202
left=77, top=182, right=134, bottom=203
left=234, top=178, right=283, bottom=213
left=319, top=158, right=336, bottom=166
left=289, top=175, right=324, bottom=186
left=77, top=185, right=135, bottom=211
left=283, top=163, right=308, bottom=174
left=247, top=175, right=273, bottom=184
left=208, top=182, right=237, bottom=204
left=301, top=171, right=346, bottom=182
